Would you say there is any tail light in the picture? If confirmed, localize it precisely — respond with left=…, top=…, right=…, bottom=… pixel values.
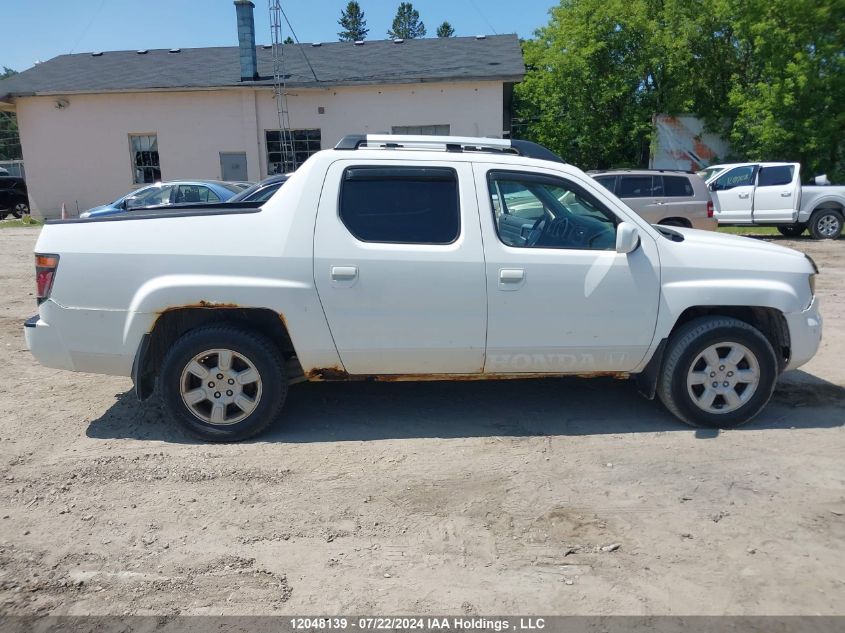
left=35, top=254, right=60, bottom=305
left=707, top=200, right=714, bottom=218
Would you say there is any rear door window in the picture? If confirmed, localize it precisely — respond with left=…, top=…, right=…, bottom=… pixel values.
left=593, top=176, right=616, bottom=193
left=617, top=176, right=657, bottom=198
left=339, top=166, right=460, bottom=244
left=662, top=175, right=694, bottom=197
left=758, top=165, right=794, bottom=187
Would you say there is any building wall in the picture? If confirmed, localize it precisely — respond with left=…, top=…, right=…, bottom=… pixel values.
left=14, top=81, right=504, bottom=218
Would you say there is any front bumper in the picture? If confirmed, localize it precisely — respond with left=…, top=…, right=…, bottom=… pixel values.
left=784, top=295, right=823, bottom=371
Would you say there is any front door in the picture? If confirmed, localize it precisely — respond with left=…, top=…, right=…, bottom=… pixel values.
left=475, top=164, right=661, bottom=374
left=314, top=160, right=486, bottom=375
left=220, top=152, right=248, bottom=182
left=711, top=165, right=758, bottom=223
left=752, top=163, right=801, bottom=222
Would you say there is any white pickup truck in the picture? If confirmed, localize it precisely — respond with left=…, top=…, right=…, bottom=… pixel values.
left=25, top=135, right=822, bottom=441
left=705, top=162, right=845, bottom=239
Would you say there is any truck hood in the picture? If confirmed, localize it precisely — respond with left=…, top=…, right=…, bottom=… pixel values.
left=658, top=226, right=813, bottom=272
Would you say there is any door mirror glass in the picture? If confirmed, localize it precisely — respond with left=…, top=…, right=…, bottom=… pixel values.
left=616, top=222, right=640, bottom=254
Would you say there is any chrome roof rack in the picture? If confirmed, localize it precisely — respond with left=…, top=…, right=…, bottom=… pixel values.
left=334, top=134, right=565, bottom=163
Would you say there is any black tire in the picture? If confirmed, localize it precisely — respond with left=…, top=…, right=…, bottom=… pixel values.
left=159, top=325, right=287, bottom=441
left=808, top=209, right=843, bottom=240
left=777, top=224, right=806, bottom=237
left=11, top=199, right=29, bottom=219
left=657, top=316, right=778, bottom=428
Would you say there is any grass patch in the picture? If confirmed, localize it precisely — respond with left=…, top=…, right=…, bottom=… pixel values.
left=718, top=225, right=779, bottom=236
left=0, top=217, right=44, bottom=229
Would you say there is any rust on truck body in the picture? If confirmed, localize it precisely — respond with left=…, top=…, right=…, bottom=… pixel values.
left=304, top=367, right=630, bottom=382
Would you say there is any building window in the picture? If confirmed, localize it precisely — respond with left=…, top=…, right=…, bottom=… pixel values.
left=392, top=125, right=451, bottom=136
left=266, top=129, right=321, bottom=175
left=130, top=134, right=161, bottom=184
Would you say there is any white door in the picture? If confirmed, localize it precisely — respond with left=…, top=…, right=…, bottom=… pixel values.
left=475, top=164, right=661, bottom=374
left=314, top=160, right=486, bottom=375
left=711, top=165, right=758, bottom=223
left=752, top=163, right=801, bottom=222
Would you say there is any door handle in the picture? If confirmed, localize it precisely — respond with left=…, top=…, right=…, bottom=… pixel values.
left=330, top=266, right=358, bottom=280
left=781, top=192, right=792, bottom=197
left=738, top=192, right=750, bottom=199
left=499, top=268, right=525, bottom=283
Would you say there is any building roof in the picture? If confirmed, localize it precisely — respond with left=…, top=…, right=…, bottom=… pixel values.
left=0, top=35, right=524, bottom=100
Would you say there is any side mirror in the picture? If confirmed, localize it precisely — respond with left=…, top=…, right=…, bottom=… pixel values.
left=708, top=181, right=717, bottom=192
left=616, top=222, right=640, bottom=254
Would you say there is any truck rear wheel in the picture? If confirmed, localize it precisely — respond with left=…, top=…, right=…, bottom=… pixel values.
left=808, top=209, right=843, bottom=240
left=160, top=325, right=287, bottom=441
left=657, top=317, right=778, bottom=428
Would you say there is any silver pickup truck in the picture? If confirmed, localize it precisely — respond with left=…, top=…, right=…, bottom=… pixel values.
left=705, top=162, right=845, bottom=239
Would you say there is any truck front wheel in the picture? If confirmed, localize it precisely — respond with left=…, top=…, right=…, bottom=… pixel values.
left=808, top=209, right=843, bottom=240
left=160, top=325, right=287, bottom=441
left=657, top=317, right=778, bottom=428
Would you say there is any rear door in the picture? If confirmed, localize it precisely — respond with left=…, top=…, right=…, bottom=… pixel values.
left=710, top=165, right=758, bottom=222
left=752, top=163, right=801, bottom=222
left=314, top=160, right=486, bottom=375
left=616, top=175, right=663, bottom=223
left=660, top=174, right=702, bottom=220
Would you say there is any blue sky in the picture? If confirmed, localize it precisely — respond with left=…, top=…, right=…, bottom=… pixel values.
left=3, top=1, right=554, bottom=72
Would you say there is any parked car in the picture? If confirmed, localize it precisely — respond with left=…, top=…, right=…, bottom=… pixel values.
left=703, top=162, right=845, bottom=239
left=229, top=174, right=289, bottom=203
left=591, top=169, right=716, bottom=231
left=80, top=180, right=244, bottom=218
left=0, top=177, right=30, bottom=219
left=25, top=134, right=821, bottom=441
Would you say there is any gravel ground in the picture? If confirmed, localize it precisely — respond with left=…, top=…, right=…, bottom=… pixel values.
left=0, top=227, right=843, bottom=616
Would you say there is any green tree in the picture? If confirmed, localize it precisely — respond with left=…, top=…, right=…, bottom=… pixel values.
left=283, top=36, right=294, bottom=44
left=515, top=0, right=845, bottom=180
left=338, top=1, right=369, bottom=41
left=1, top=66, right=17, bottom=79
left=388, top=2, right=426, bottom=39
left=436, top=21, right=455, bottom=38
left=722, top=0, right=845, bottom=181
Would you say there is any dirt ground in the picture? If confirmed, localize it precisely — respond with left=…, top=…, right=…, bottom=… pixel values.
left=0, top=226, right=843, bottom=616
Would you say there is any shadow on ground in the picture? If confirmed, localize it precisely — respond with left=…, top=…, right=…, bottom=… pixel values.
left=86, top=370, right=845, bottom=444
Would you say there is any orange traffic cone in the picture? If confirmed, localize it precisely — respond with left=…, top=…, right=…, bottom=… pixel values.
left=61, top=203, right=67, bottom=219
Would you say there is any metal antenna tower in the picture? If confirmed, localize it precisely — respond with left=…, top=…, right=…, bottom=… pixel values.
left=269, top=0, right=295, bottom=172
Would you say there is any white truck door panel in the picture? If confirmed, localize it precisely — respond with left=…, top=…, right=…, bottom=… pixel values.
left=752, top=163, right=801, bottom=222
left=475, top=164, right=661, bottom=374
left=711, top=165, right=757, bottom=223
left=314, top=160, right=486, bottom=375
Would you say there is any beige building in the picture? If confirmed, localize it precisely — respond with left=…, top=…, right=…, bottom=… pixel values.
left=0, top=1, right=523, bottom=218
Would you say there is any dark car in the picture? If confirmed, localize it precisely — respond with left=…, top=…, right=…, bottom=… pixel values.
left=229, top=174, right=289, bottom=203
left=0, top=177, right=29, bottom=219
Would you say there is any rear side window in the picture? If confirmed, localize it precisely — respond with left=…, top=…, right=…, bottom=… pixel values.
left=663, top=175, right=694, bottom=197
left=617, top=176, right=656, bottom=198
left=758, top=165, right=794, bottom=187
left=339, top=167, right=459, bottom=244
left=593, top=176, right=616, bottom=193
